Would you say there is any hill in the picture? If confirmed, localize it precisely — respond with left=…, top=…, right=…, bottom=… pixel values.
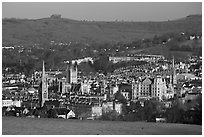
left=2, top=15, right=202, bottom=45
left=2, top=117, right=202, bottom=135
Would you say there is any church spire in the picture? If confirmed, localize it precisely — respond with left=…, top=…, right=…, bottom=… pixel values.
left=172, top=56, right=174, bottom=69
left=41, top=60, right=48, bottom=107
left=172, top=56, right=177, bottom=85
left=42, top=60, right=45, bottom=79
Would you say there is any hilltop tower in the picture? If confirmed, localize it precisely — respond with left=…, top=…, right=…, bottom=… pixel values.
left=50, top=14, right=61, bottom=19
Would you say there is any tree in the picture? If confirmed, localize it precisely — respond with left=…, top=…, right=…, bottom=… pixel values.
left=183, top=95, right=202, bottom=125
left=143, top=100, right=156, bottom=121
left=99, top=110, right=119, bottom=121
left=114, top=91, right=127, bottom=105
left=93, top=55, right=113, bottom=73
left=47, top=108, right=57, bottom=118
left=167, top=40, right=180, bottom=51
left=166, top=105, right=185, bottom=123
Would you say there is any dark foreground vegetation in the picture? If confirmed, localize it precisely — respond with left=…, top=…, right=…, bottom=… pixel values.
left=100, top=93, right=202, bottom=125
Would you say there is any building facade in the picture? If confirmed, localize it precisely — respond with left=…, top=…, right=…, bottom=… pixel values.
left=132, top=76, right=168, bottom=101
left=80, top=81, right=91, bottom=95
left=152, top=76, right=167, bottom=100
left=102, top=101, right=123, bottom=114
left=2, top=100, right=21, bottom=107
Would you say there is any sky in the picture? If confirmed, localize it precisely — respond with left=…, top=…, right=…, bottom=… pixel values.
left=2, top=2, right=202, bottom=21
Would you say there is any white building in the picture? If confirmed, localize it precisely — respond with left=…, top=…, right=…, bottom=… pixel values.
left=121, top=91, right=130, bottom=101
left=132, top=76, right=168, bottom=101
left=152, top=76, right=167, bottom=100
left=112, top=85, right=119, bottom=94
left=92, top=106, right=102, bottom=118
left=67, top=110, right=76, bottom=119
left=80, top=81, right=91, bottom=94
left=102, top=101, right=123, bottom=114
left=2, top=100, right=21, bottom=107
left=132, top=77, right=153, bottom=100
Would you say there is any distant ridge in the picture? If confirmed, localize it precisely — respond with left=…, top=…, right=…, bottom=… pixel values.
left=2, top=15, right=202, bottom=45
left=173, top=14, right=202, bottom=21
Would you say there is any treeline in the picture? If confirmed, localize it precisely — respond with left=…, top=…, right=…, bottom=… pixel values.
left=92, top=55, right=148, bottom=74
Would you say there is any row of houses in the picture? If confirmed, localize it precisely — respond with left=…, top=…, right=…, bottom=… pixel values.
left=104, top=75, right=175, bottom=102
left=109, top=54, right=164, bottom=63
left=2, top=99, right=123, bottom=119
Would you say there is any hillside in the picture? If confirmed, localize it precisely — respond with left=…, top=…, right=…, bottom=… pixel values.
left=2, top=15, right=202, bottom=45
left=2, top=117, right=202, bottom=135
left=128, top=45, right=195, bottom=61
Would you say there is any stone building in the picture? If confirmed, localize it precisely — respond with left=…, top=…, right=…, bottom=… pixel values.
left=132, top=76, right=168, bottom=101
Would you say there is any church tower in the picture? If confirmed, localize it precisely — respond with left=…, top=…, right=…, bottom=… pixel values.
left=70, top=61, right=78, bottom=84
left=168, top=56, right=177, bottom=98
left=66, top=61, right=78, bottom=84
left=66, top=62, right=71, bottom=83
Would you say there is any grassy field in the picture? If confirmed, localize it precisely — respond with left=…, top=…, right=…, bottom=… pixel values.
left=2, top=116, right=202, bottom=135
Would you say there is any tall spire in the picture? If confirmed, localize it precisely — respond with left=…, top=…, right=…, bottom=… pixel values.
left=42, top=60, right=45, bottom=79
left=41, top=60, right=48, bottom=107
left=172, top=56, right=177, bottom=85
left=172, top=56, right=174, bottom=69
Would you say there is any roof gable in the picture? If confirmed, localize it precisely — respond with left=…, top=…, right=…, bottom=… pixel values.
left=142, top=77, right=152, bottom=85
